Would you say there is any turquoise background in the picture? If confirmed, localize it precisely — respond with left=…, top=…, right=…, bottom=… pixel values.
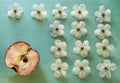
left=0, top=0, right=120, bottom=83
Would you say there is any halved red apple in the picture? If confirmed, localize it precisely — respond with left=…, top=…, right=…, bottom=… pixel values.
left=5, top=41, right=40, bottom=76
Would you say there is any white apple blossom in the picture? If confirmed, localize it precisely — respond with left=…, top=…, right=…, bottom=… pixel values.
left=31, top=4, right=47, bottom=20
left=72, top=59, right=91, bottom=78
left=52, top=3, right=67, bottom=19
left=97, top=60, right=116, bottom=78
left=96, top=39, right=114, bottom=58
left=71, top=4, right=88, bottom=20
left=50, top=39, right=67, bottom=58
left=51, top=59, right=68, bottom=78
left=50, top=20, right=64, bottom=37
left=73, top=40, right=90, bottom=57
left=94, top=24, right=111, bottom=39
left=95, top=5, right=111, bottom=22
left=7, top=3, right=24, bottom=19
left=70, top=21, right=87, bottom=38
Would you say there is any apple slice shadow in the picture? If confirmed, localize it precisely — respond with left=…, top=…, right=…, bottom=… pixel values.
left=9, top=66, right=48, bottom=83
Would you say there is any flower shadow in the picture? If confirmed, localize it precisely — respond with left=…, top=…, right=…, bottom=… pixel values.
left=101, top=76, right=120, bottom=83
left=57, top=77, right=69, bottom=83
left=9, top=66, right=47, bottom=83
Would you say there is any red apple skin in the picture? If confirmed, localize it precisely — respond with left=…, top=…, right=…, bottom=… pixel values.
left=5, top=41, right=40, bottom=76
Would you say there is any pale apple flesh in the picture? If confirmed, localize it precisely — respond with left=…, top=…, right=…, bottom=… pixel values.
left=5, top=42, right=40, bottom=76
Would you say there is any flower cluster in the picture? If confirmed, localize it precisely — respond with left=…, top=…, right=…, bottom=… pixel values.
left=49, top=20, right=65, bottom=37
left=50, top=3, right=68, bottom=78
left=70, top=21, right=87, bottom=38
left=51, top=59, right=68, bottom=78
left=97, top=60, right=116, bottom=78
left=31, top=4, right=47, bottom=20
left=71, top=4, right=88, bottom=20
left=94, top=24, right=111, bottom=39
left=52, top=3, right=67, bottom=19
left=95, top=5, right=111, bottom=23
left=50, top=40, right=67, bottom=58
left=73, top=40, right=90, bottom=57
left=7, top=3, right=24, bottom=19
left=96, top=39, right=114, bottom=57
left=72, top=59, right=91, bottom=78
left=94, top=5, right=116, bottom=79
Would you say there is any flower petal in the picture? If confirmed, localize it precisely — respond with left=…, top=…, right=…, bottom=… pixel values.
left=73, top=4, right=79, bottom=10
left=79, top=4, right=86, bottom=11
left=62, top=7, right=67, bottom=12
left=73, top=47, right=80, bottom=54
left=61, top=70, right=66, bottom=77
left=58, top=30, right=64, bottom=36
left=55, top=39, right=61, bottom=46
left=50, top=46, right=56, bottom=52
left=97, top=63, right=104, bottom=70
left=95, top=11, right=101, bottom=16
left=61, top=51, right=67, bottom=57
left=82, top=59, right=89, bottom=66
left=8, top=11, right=14, bottom=17
left=85, top=67, right=91, bottom=73
left=109, top=63, right=117, bottom=71
left=54, top=20, right=60, bottom=27
left=75, top=40, right=82, bottom=47
left=79, top=71, right=86, bottom=78
left=97, top=49, right=103, bottom=55
left=56, top=3, right=62, bottom=10
left=106, top=70, right=111, bottom=78
left=102, top=39, right=109, bottom=46
left=105, top=9, right=111, bottom=15
left=98, top=32, right=105, bottom=39
left=15, top=12, right=21, bottom=19
left=83, top=40, right=89, bottom=47
left=60, top=42, right=67, bottom=49
left=52, top=9, right=58, bottom=15
left=99, top=5, right=105, bottom=12
left=106, top=31, right=111, bottom=37
left=79, top=21, right=85, bottom=27
left=71, top=11, right=76, bottom=17
left=58, top=24, right=64, bottom=30
left=104, top=24, right=111, bottom=30
left=83, top=10, right=88, bottom=17
left=81, top=50, right=88, bottom=57
left=54, top=51, right=61, bottom=57
left=54, top=70, right=61, bottom=78
left=71, top=21, right=78, bottom=29
left=38, top=4, right=45, bottom=11
left=75, top=32, right=81, bottom=38
left=97, top=17, right=104, bottom=23
left=55, top=59, right=62, bottom=65
left=18, top=7, right=24, bottom=13
left=105, top=16, right=111, bottom=22
left=81, top=28, right=87, bottom=35
left=99, top=69, right=106, bottom=77
left=51, top=63, right=58, bottom=71
left=98, top=24, right=104, bottom=29
left=96, top=43, right=102, bottom=49
left=103, top=60, right=111, bottom=67
left=103, top=50, right=109, bottom=57
left=33, top=4, right=38, bottom=10
left=74, top=60, right=81, bottom=67
left=13, top=3, right=20, bottom=9
left=94, top=29, right=101, bottom=35
left=70, top=29, right=76, bottom=35
left=61, top=13, right=67, bottom=19
left=62, top=63, right=68, bottom=70
left=72, top=67, right=80, bottom=75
